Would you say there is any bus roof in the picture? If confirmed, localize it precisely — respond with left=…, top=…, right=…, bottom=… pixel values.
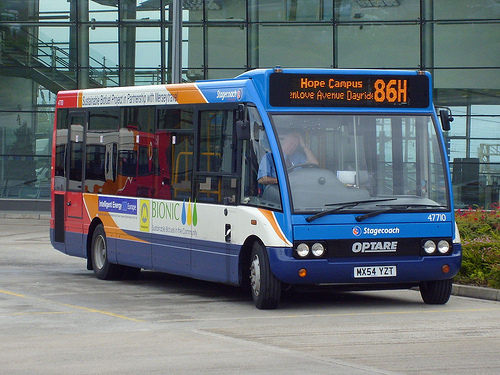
left=55, top=68, right=433, bottom=111
left=238, top=68, right=433, bottom=111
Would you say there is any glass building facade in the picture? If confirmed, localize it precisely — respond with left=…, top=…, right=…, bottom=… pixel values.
left=0, top=0, right=499, bottom=210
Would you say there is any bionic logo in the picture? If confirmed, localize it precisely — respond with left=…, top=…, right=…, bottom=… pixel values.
left=181, top=199, right=198, bottom=226
left=152, top=199, right=198, bottom=226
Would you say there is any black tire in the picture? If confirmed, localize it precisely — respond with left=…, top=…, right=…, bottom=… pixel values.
left=249, top=242, right=281, bottom=309
left=90, top=224, right=121, bottom=280
left=420, top=279, right=453, bottom=304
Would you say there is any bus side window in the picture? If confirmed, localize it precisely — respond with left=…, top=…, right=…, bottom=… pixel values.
left=85, top=108, right=119, bottom=194
left=68, top=120, right=84, bottom=192
left=157, top=108, right=194, bottom=201
left=241, top=107, right=281, bottom=210
left=54, top=109, right=68, bottom=191
left=197, top=109, right=237, bottom=204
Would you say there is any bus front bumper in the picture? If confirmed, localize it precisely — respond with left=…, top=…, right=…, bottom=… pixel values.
left=266, top=244, right=462, bottom=285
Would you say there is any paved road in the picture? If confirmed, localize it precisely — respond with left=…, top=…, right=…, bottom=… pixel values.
left=1, top=217, right=500, bottom=374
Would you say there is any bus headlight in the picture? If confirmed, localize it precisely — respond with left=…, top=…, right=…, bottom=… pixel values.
left=423, top=240, right=436, bottom=254
left=296, top=243, right=310, bottom=258
left=438, top=240, right=450, bottom=254
left=311, top=242, right=325, bottom=257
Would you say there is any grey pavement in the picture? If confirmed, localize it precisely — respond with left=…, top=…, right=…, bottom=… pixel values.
left=1, top=214, right=500, bottom=374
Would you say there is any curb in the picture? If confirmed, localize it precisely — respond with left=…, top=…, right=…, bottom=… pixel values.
left=0, top=212, right=51, bottom=220
left=452, top=284, right=500, bottom=302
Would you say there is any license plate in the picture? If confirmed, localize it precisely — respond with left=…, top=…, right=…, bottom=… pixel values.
left=354, top=266, right=397, bottom=278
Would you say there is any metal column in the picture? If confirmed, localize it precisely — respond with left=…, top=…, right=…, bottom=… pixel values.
left=171, top=0, right=183, bottom=83
left=421, top=0, right=434, bottom=73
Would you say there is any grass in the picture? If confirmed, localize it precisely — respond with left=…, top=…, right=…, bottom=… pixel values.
left=454, top=204, right=500, bottom=289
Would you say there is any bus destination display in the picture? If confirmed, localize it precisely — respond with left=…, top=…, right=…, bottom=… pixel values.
left=269, top=73, right=430, bottom=108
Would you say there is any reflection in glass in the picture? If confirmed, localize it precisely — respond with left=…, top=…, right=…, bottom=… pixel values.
left=271, top=114, right=448, bottom=213
left=337, top=24, right=419, bottom=69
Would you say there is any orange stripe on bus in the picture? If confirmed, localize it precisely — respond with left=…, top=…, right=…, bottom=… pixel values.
left=167, top=84, right=207, bottom=104
left=258, top=209, right=291, bottom=246
left=77, top=91, right=83, bottom=108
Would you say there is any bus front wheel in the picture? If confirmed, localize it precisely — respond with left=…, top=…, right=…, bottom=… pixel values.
left=91, top=224, right=121, bottom=280
left=420, top=279, right=453, bottom=304
left=249, top=242, right=281, bottom=309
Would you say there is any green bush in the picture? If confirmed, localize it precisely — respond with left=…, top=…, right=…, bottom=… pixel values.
left=455, top=204, right=500, bottom=288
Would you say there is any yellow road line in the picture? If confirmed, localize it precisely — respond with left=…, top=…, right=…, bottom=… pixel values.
left=58, top=302, right=145, bottom=322
left=0, top=289, right=27, bottom=298
left=0, top=288, right=145, bottom=322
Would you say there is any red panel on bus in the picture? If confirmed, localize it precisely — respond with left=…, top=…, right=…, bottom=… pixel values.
left=56, top=90, right=81, bottom=109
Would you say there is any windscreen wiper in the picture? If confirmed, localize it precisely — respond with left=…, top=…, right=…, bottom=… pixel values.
left=305, top=198, right=397, bottom=223
left=355, top=204, right=448, bottom=222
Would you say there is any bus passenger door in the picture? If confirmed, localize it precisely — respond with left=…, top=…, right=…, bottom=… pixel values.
left=151, top=107, right=195, bottom=275
left=191, top=107, right=240, bottom=283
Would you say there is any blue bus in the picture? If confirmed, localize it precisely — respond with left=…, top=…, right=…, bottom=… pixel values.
left=51, top=67, right=461, bottom=309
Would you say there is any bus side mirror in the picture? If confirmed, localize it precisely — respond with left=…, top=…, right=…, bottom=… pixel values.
left=236, top=119, right=250, bottom=140
left=439, top=108, right=453, bottom=131
left=236, top=104, right=250, bottom=140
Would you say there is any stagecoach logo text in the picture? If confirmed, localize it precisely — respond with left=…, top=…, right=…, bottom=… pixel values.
left=353, top=226, right=401, bottom=237
left=216, top=89, right=242, bottom=101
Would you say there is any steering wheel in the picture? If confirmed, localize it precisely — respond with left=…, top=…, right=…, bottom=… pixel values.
left=287, top=163, right=320, bottom=172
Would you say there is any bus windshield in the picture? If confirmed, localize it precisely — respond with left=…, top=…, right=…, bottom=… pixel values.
left=271, top=113, right=449, bottom=213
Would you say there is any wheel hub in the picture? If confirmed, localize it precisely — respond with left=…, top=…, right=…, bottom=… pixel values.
left=250, top=254, right=261, bottom=297
left=94, top=235, right=106, bottom=270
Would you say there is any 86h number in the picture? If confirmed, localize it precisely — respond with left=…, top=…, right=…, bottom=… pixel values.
left=374, top=79, right=407, bottom=103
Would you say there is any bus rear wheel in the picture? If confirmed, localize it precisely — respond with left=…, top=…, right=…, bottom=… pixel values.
left=420, top=279, right=453, bottom=304
left=91, top=224, right=121, bottom=280
left=249, top=242, right=281, bottom=309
